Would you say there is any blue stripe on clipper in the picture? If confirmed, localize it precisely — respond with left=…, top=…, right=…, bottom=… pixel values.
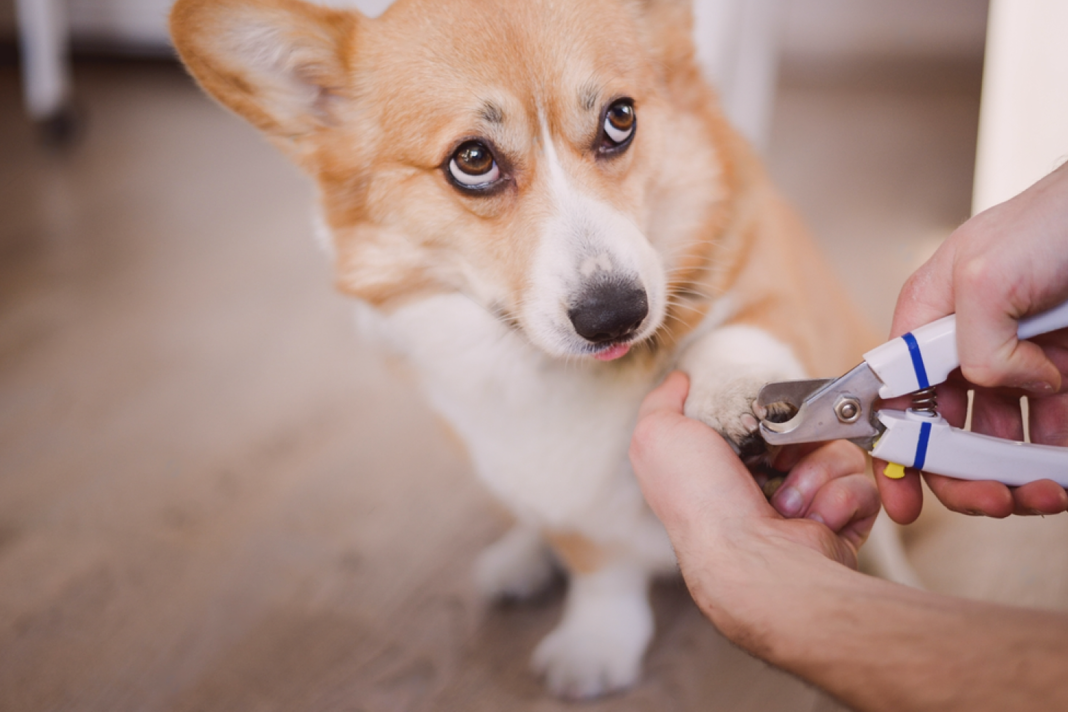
left=914, top=421, right=932, bottom=470
left=902, top=332, right=930, bottom=390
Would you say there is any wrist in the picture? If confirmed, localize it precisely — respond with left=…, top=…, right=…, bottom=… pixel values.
left=683, top=527, right=854, bottom=662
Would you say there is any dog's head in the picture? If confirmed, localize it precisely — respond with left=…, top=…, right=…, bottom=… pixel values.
left=171, top=0, right=737, bottom=361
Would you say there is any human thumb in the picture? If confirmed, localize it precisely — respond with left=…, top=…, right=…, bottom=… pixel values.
left=630, top=372, right=769, bottom=533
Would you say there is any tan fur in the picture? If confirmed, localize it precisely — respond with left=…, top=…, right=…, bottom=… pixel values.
left=723, top=182, right=877, bottom=375
left=544, top=531, right=608, bottom=575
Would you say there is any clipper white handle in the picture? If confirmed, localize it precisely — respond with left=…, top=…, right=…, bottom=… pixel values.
left=864, top=299, right=1068, bottom=399
left=871, top=410, right=1068, bottom=487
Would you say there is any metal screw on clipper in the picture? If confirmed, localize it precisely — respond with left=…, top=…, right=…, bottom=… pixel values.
left=834, top=395, right=861, bottom=424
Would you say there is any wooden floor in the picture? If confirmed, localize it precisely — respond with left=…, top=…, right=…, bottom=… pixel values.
left=1, top=58, right=1065, bottom=712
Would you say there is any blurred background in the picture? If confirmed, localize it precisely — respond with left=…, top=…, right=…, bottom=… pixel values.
left=1, top=0, right=1066, bottom=710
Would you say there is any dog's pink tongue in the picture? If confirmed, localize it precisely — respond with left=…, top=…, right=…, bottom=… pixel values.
left=594, top=343, right=631, bottom=361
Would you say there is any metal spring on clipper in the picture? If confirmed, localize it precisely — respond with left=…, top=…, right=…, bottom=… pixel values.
left=910, top=386, right=939, bottom=415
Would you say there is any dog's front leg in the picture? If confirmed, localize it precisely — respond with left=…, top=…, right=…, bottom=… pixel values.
left=532, top=533, right=653, bottom=699
left=678, top=323, right=807, bottom=457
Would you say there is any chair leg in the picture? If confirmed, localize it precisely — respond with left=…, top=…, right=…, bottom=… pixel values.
left=15, top=0, right=79, bottom=143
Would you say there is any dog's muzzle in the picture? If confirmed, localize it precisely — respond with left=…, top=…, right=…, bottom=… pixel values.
left=567, top=280, right=648, bottom=344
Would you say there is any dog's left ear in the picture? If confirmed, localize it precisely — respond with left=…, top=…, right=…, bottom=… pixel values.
left=170, top=0, right=358, bottom=154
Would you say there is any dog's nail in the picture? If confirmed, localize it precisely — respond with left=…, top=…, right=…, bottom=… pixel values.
left=774, top=486, right=803, bottom=517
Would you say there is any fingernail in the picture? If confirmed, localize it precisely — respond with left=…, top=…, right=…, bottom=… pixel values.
left=774, top=486, right=803, bottom=517
left=965, top=508, right=983, bottom=516
left=807, top=512, right=826, bottom=526
left=1022, top=381, right=1055, bottom=395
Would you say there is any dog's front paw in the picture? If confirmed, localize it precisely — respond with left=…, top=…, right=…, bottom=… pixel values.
left=684, top=374, right=774, bottom=459
left=531, top=570, right=653, bottom=699
left=531, top=616, right=650, bottom=699
left=475, top=525, right=556, bottom=601
left=678, top=324, right=806, bottom=463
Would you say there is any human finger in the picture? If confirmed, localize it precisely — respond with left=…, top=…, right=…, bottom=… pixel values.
left=637, top=370, right=690, bottom=420
left=948, top=170, right=1068, bottom=393
left=874, top=460, right=923, bottom=524
left=770, top=442, right=824, bottom=473
left=923, top=472, right=1015, bottom=518
left=805, top=473, right=881, bottom=552
left=970, top=389, right=1025, bottom=441
left=770, top=440, right=866, bottom=518
left=934, top=374, right=971, bottom=428
left=1032, top=331, right=1068, bottom=380
left=630, top=374, right=768, bottom=530
left=889, top=241, right=958, bottom=339
left=1029, top=391, right=1068, bottom=446
left=953, top=262, right=1063, bottom=394
left=1011, top=480, right=1068, bottom=515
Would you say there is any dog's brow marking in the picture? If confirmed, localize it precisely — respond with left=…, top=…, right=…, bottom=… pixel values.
left=480, top=102, right=504, bottom=124
left=580, top=84, right=599, bottom=112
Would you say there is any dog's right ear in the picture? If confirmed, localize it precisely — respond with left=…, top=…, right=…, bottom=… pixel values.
left=170, top=0, right=358, bottom=150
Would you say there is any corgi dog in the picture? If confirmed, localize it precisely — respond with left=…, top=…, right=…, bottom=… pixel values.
left=171, top=0, right=879, bottom=699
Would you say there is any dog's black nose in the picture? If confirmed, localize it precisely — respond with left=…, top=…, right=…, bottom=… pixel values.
left=568, top=282, right=648, bottom=344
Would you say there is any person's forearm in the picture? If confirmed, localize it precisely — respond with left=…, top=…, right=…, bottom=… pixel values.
left=700, top=541, right=1068, bottom=712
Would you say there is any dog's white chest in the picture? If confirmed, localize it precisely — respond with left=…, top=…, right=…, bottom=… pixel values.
left=358, top=294, right=655, bottom=529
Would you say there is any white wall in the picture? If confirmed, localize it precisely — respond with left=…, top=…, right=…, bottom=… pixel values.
left=973, top=0, right=1068, bottom=213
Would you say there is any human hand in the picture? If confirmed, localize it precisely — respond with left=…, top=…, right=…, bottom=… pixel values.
left=877, top=164, right=1068, bottom=523
left=629, top=371, right=880, bottom=638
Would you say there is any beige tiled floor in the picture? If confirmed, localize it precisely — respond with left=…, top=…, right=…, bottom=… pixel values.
left=1, top=57, right=1065, bottom=711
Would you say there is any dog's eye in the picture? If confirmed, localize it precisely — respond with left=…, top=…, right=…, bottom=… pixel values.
left=448, top=141, right=500, bottom=189
left=602, top=99, right=635, bottom=149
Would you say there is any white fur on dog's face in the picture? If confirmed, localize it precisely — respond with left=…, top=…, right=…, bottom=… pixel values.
left=517, top=120, right=668, bottom=359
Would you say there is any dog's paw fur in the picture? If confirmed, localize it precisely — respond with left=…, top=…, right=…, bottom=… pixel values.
left=531, top=567, right=652, bottom=699
left=531, top=608, right=651, bottom=699
left=679, top=325, right=807, bottom=463
left=475, top=525, right=556, bottom=601
left=684, top=374, right=771, bottom=457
